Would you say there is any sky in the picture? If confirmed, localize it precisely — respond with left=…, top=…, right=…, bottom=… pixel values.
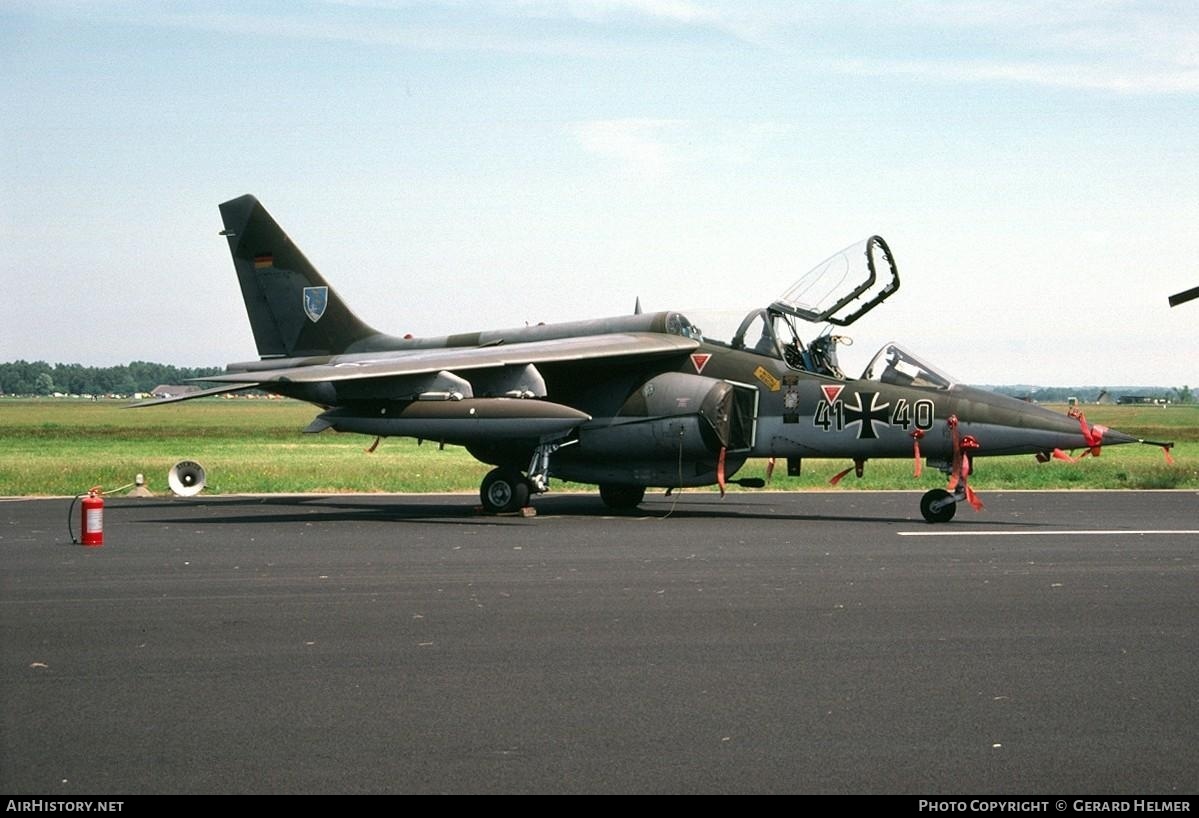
left=2, top=0, right=1196, bottom=386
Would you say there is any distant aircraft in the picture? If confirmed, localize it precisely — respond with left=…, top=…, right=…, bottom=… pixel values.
left=139, top=195, right=1172, bottom=522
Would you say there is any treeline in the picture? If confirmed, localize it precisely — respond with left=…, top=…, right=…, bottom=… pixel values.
left=987, top=385, right=1193, bottom=403
left=0, top=360, right=224, bottom=397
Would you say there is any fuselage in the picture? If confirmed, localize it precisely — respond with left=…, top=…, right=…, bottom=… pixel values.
left=226, top=309, right=1132, bottom=489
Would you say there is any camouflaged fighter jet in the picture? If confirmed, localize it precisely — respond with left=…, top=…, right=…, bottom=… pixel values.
left=143, top=195, right=1172, bottom=522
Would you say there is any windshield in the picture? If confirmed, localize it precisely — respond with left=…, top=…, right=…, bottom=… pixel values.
left=665, top=312, right=703, bottom=341
left=861, top=343, right=957, bottom=389
left=732, top=310, right=782, bottom=357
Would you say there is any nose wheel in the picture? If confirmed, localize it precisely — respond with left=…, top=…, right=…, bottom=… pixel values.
left=920, top=488, right=958, bottom=523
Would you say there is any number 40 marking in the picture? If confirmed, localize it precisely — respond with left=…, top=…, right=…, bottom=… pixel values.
left=891, top=398, right=935, bottom=431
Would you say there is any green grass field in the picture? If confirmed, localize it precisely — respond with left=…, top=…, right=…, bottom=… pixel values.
left=1, top=397, right=1196, bottom=496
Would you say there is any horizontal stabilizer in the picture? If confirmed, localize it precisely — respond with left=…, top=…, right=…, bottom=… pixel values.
left=126, top=383, right=259, bottom=408
left=304, top=417, right=334, bottom=434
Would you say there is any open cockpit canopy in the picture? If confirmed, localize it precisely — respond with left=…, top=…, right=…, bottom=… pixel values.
left=771, top=236, right=899, bottom=327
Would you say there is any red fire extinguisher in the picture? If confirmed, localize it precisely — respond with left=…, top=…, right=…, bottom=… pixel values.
left=79, top=486, right=104, bottom=547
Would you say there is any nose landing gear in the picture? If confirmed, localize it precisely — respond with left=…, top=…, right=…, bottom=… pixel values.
left=920, top=487, right=959, bottom=523
left=920, top=416, right=984, bottom=523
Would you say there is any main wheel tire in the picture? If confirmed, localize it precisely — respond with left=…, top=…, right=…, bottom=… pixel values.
left=480, top=468, right=530, bottom=514
left=920, top=488, right=957, bottom=523
left=599, top=484, right=647, bottom=510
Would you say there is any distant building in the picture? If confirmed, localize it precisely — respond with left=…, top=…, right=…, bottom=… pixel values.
left=1117, top=395, right=1160, bottom=405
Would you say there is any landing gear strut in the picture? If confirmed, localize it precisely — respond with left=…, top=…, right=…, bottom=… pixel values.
left=526, top=440, right=567, bottom=493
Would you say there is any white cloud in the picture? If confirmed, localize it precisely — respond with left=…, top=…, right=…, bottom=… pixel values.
left=831, top=55, right=1199, bottom=94
left=568, top=118, right=794, bottom=179
left=12, top=1, right=1199, bottom=93
left=819, top=1, right=1199, bottom=94
left=512, top=0, right=724, bottom=26
left=570, top=118, right=683, bottom=179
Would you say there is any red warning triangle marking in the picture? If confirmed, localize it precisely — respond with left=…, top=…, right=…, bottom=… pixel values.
left=690, top=353, right=712, bottom=374
left=821, top=385, right=844, bottom=404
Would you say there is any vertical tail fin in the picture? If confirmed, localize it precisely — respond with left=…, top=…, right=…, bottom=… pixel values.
left=219, top=195, right=380, bottom=358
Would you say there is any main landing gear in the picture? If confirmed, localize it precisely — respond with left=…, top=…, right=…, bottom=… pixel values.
left=478, top=440, right=572, bottom=514
left=479, top=472, right=650, bottom=513
left=480, top=467, right=530, bottom=514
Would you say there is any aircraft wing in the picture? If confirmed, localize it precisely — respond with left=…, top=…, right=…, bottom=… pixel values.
left=202, top=332, right=700, bottom=385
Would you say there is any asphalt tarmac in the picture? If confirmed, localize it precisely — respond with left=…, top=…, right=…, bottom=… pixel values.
left=1, top=491, right=1196, bottom=794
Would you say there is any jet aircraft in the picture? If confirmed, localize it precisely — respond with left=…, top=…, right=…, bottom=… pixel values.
left=142, top=195, right=1170, bottom=522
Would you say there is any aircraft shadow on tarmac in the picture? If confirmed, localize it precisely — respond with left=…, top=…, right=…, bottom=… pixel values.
left=125, top=493, right=1050, bottom=528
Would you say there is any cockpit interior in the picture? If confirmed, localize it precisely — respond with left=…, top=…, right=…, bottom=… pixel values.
left=729, top=308, right=852, bottom=379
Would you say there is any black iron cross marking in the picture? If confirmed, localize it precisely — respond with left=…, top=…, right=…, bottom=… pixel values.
left=843, top=391, right=891, bottom=440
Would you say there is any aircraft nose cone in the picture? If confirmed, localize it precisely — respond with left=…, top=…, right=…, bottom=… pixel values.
left=1029, top=405, right=1139, bottom=449
left=948, top=387, right=1145, bottom=455
left=1095, top=426, right=1139, bottom=446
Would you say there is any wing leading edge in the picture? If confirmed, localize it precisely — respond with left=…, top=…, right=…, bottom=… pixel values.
left=201, top=332, right=701, bottom=385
